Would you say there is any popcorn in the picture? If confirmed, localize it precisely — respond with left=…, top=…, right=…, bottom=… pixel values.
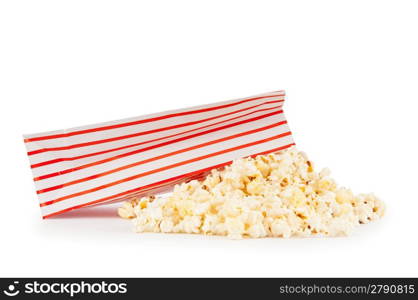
left=118, top=147, right=385, bottom=239
left=117, top=199, right=138, bottom=219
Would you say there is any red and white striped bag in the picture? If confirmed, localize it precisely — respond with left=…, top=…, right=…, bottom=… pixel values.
left=23, top=90, right=294, bottom=218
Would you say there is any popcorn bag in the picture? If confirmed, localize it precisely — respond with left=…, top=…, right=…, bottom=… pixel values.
left=23, top=91, right=294, bottom=219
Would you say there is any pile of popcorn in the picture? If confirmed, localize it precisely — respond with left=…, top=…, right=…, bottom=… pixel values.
left=118, top=147, right=385, bottom=239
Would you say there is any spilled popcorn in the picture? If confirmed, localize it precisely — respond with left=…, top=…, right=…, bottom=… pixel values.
left=118, top=147, right=385, bottom=239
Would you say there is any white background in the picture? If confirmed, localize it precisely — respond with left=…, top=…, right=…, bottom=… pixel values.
left=0, top=0, right=417, bottom=277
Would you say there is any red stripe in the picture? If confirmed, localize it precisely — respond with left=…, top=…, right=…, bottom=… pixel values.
left=42, top=143, right=295, bottom=219
left=42, top=162, right=233, bottom=218
left=30, top=102, right=283, bottom=168
left=27, top=99, right=284, bottom=156
left=25, top=93, right=284, bottom=143
left=36, top=121, right=288, bottom=194
left=33, top=109, right=283, bottom=181
left=39, top=131, right=292, bottom=207
left=98, top=171, right=212, bottom=206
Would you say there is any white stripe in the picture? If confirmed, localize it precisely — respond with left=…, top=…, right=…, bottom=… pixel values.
left=29, top=102, right=283, bottom=171
left=22, top=90, right=293, bottom=217
left=40, top=134, right=294, bottom=216
left=36, top=123, right=290, bottom=203
left=24, top=91, right=284, bottom=144
left=25, top=95, right=284, bottom=152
